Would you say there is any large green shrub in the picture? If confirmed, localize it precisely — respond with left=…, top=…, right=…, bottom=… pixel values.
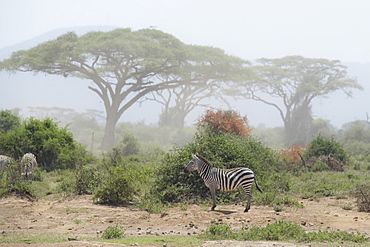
left=152, top=128, right=281, bottom=204
left=0, top=117, right=90, bottom=171
left=303, top=134, right=348, bottom=163
left=93, top=152, right=147, bottom=204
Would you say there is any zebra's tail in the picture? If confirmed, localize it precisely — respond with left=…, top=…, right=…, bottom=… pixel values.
left=254, top=176, right=263, bottom=193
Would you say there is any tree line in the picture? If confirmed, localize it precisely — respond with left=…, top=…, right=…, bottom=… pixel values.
left=0, top=28, right=362, bottom=149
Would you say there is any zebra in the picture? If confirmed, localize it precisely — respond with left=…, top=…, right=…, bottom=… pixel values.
left=184, top=153, right=263, bottom=212
left=21, top=153, right=37, bottom=179
left=0, top=155, right=11, bottom=173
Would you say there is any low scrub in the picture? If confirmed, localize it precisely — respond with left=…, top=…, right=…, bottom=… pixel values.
left=93, top=152, right=149, bottom=205
left=102, top=224, right=124, bottom=239
left=200, top=221, right=369, bottom=244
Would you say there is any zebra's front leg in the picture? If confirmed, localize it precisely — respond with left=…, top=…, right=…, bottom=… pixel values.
left=210, top=187, right=217, bottom=211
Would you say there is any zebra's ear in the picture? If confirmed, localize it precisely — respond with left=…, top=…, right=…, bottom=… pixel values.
left=192, top=153, right=197, bottom=159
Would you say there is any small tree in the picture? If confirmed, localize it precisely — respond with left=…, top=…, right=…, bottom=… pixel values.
left=279, top=144, right=304, bottom=168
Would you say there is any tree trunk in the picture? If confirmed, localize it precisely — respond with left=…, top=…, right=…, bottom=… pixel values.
left=100, top=108, right=120, bottom=150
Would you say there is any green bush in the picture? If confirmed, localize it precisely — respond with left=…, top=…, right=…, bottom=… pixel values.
left=152, top=128, right=281, bottom=204
left=203, top=223, right=235, bottom=240
left=93, top=153, right=146, bottom=204
left=138, top=193, right=164, bottom=214
left=93, top=166, right=136, bottom=204
left=304, top=134, right=348, bottom=163
left=74, top=164, right=101, bottom=195
left=102, top=224, right=124, bottom=239
left=0, top=117, right=91, bottom=171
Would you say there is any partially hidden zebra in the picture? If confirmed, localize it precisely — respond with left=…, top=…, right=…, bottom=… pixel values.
left=0, top=155, right=11, bottom=173
left=184, top=153, right=263, bottom=212
left=21, top=153, right=38, bottom=179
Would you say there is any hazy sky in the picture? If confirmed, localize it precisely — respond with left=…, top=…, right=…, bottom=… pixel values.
left=1, top=0, right=370, bottom=63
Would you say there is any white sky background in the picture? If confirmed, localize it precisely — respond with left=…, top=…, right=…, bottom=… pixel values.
left=1, top=0, right=369, bottom=128
left=1, top=0, right=370, bottom=63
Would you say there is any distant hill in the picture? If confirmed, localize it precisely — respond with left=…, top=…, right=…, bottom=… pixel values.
left=0, top=26, right=118, bottom=60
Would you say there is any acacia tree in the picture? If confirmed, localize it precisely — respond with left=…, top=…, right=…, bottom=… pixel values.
left=0, top=29, right=247, bottom=149
left=150, top=84, right=209, bottom=128
left=230, top=56, right=363, bottom=145
left=149, top=45, right=251, bottom=128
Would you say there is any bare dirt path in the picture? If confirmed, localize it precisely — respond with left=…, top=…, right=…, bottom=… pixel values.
left=0, top=195, right=369, bottom=246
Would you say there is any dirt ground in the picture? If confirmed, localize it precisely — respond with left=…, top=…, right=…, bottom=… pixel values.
left=0, top=195, right=369, bottom=247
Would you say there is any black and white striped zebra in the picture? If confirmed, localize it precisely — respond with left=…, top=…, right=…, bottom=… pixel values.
left=21, top=153, right=37, bottom=180
left=184, top=153, right=263, bottom=212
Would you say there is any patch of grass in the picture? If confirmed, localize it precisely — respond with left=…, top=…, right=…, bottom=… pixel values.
left=202, top=223, right=234, bottom=240
left=64, top=207, right=91, bottom=213
left=340, top=203, right=354, bottom=210
left=0, top=232, right=67, bottom=243
left=0, top=233, right=204, bottom=246
left=74, top=218, right=82, bottom=224
left=199, top=221, right=369, bottom=244
left=100, top=235, right=202, bottom=246
left=300, top=228, right=369, bottom=243
left=273, top=204, right=285, bottom=212
left=179, top=202, right=188, bottom=211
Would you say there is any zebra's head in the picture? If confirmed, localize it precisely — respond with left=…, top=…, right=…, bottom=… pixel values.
left=184, top=154, right=200, bottom=174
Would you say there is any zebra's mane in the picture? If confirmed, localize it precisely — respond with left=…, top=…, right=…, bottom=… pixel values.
left=195, top=154, right=213, bottom=167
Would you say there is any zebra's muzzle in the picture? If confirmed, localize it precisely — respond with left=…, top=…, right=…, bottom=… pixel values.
left=183, top=168, right=189, bottom=174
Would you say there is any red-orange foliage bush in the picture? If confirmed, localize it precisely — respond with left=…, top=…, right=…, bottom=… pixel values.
left=280, top=144, right=303, bottom=167
left=197, top=110, right=252, bottom=138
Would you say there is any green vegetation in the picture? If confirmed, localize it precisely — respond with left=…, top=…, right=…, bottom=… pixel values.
left=0, top=232, right=67, bottom=244
left=1, top=109, right=370, bottom=245
left=151, top=128, right=280, bottom=205
left=303, top=134, right=348, bottom=163
left=0, top=117, right=91, bottom=171
left=101, top=224, right=124, bottom=239
left=200, top=221, right=369, bottom=243
left=101, top=235, right=203, bottom=246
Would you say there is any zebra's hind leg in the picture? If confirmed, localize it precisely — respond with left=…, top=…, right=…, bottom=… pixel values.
left=210, top=187, right=217, bottom=211
left=244, top=193, right=251, bottom=212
